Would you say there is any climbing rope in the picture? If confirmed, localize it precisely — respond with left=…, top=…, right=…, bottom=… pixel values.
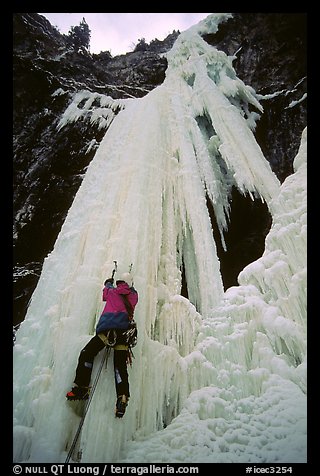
left=65, top=345, right=111, bottom=463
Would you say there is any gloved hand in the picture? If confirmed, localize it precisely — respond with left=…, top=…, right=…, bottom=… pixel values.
left=104, top=278, right=114, bottom=286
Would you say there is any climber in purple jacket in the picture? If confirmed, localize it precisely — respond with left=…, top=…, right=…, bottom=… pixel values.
left=66, top=273, right=138, bottom=418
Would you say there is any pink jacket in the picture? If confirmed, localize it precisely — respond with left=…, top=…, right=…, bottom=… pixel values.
left=96, top=282, right=138, bottom=333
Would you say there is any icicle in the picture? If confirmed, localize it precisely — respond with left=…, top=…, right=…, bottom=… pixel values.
left=57, top=90, right=127, bottom=131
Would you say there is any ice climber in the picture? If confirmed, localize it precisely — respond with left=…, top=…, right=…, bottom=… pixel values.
left=66, top=273, right=138, bottom=418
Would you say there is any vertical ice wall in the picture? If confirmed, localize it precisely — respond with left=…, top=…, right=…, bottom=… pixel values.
left=13, top=13, right=306, bottom=463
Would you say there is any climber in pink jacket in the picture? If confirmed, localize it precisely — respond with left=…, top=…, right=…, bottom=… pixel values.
left=66, top=273, right=138, bottom=418
left=96, top=277, right=138, bottom=333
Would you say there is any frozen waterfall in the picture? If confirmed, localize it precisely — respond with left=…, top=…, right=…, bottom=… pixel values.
left=13, top=13, right=307, bottom=463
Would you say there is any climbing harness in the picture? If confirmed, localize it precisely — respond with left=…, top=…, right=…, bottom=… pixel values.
left=98, top=329, right=117, bottom=347
left=99, top=325, right=137, bottom=347
left=65, top=346, right=111, bottom=463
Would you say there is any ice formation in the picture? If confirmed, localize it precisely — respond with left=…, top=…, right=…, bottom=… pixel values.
left=56, top=90, right=127, bottom=131
left=13, top=13, right=307, bottom=463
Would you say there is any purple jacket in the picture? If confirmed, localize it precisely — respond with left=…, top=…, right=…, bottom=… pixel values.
left=96, top=282, right=138, bottom=334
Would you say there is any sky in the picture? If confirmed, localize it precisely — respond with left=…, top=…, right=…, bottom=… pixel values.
left=39, top=13, right=211, bottom=56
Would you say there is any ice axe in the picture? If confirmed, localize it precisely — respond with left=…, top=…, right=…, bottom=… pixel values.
left=111, top=260, right=118, bottom=280
left=104, top=261, right=117, bottom=286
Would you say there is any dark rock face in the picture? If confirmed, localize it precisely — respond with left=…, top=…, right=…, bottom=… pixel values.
left=13, top=13, right=307, bottom=325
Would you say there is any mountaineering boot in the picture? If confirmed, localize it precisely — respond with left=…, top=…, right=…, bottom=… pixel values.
left=66, top=386, right=91, bottom=401
left=115, top=395, right=128, bottom=418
